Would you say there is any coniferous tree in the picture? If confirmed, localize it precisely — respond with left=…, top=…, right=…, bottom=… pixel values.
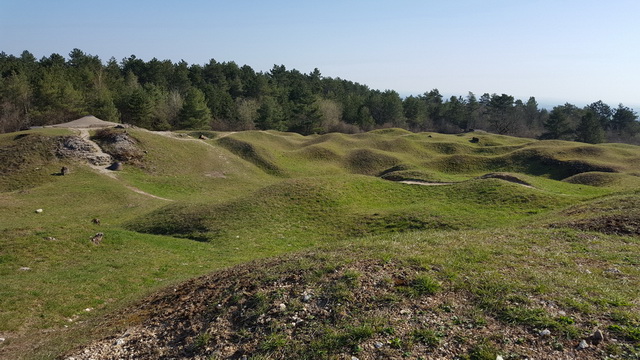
left=177, top=87, right=212, bottom=129
left=542, top=106, right=573, bottom=140
left=256, top=96, right=286, bottom=131
left=1, top=48, right=639, bottom=142
left=88, top=88, right=119, bottom=122
left=587, top=100, right=613, bottom=130
left=486, top=94, right=516, bottom=134
left=32, top=67, right=85, bottom=125
left=611, top=104, right=638, bottom=135
left=576, top=111, right=604, bottom=144
left=403, top=95, right=428, bottom=131
left=0, top=72, right=32, bottom=132
left=123, top=88, right=153, bottom=128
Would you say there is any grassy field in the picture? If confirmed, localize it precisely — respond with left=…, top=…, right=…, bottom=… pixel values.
left=0, top=128, right=638, bottom=359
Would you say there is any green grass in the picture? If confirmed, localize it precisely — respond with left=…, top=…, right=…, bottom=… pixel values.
left=1, top=128, right=640, bottom=359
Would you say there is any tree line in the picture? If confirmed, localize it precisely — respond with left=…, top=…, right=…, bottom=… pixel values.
left=1, top=49, right=638, bottom=144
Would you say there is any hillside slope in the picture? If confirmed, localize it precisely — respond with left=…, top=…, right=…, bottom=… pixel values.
left=0, top=128, right=639, bottom=359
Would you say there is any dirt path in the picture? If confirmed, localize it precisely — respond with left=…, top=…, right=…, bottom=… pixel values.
left=75, top=128, right=117, bottom=179
left=399, top=180, right=454, bottom=186
left=71, top=128, right=173, bottom=202
left=397, top=174, right=535, bottom=189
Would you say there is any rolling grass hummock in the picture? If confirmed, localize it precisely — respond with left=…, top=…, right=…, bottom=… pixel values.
left=0, top=128, right=638, bottom=359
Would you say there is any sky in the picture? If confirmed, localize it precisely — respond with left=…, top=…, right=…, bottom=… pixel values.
left=1, top=0, right=639, bottom=110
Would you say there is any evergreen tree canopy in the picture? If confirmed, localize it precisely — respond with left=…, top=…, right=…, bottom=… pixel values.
left=178, top=88, right=212, bottom=129
left=0, top=49, right=639, bottom=144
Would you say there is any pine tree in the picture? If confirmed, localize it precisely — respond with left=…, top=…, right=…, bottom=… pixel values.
left=177, top=88, right=212, bottom=129
left=576, top=111, right=604, bottom=144
left=541, top=106, right=573, bottom=140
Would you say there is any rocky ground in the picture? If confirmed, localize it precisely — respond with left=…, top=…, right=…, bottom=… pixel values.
left=63, top=252, right=634, bottom=360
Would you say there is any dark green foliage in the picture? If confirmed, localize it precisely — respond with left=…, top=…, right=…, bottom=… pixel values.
left=486, top=93, right=516, bottom=135
left=608, top=324, right=640, bottom=343
left=255, top=96, right=286, bottom=131
left=576, top=111, right=605, bottom=144
left=177, top=88, right=212, bottom=129
left=611, top=104, right=639, bottom=136
left=1, top=49, right=639, bottom=145
left=542, top=106, right=574, bottom=140
left=123, top=88, right=153, bottom=128
left=587, top=100, right=613, bottom=130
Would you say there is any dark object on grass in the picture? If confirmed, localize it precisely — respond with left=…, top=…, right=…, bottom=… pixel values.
left=589, top=329, right=605, bottom=345
left=470, top=137, right=480, bottom=143
left=60, top=166, right=69, bottom=175
left=92, top=218, right=101, bottom=225
left=107, top=162, right=122, bottom=171
left=91, top=232, right=104, bottom=245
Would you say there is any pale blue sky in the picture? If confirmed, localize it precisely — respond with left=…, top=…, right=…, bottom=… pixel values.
left=1, top=0, right=639, bottom=109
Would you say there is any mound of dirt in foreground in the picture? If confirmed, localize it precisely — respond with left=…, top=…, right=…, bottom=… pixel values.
left=64, top=252, right=623, bottom=360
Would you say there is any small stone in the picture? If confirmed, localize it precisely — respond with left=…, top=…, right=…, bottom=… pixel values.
left=114, top=338, right=125, bottom=346
left=0, top=337, right=5, bottom=342
left=374, top=341, right=384, bottom=349
left=577, top=339, right=589, bottom=349
left=539, top=329, right=551, bottom=337
left=496, top=356, right=504, bottom=360
left=19, top=267, right=31, bottom=271
left=278, top=303, right=287, bottom=312
left=107, top=162, right=123, bottom=171
left=84, top=308, right=93, bottom=312
left=35, top=209, right=43, bottom=213
left=400, top=309, right=412, bottom=315
left=302, top=293, right=312, bottom=302
left=351, top=357, right=360, bottom=360
left=591, top=329, right=604, bottom=345
left=558, top=310, right=567, bottom=316
left=90, top=232, right=104, bottom=245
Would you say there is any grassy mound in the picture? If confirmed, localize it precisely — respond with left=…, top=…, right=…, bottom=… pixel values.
left=344, top=149, right=401, bottom=176
left=563, top=172, right=627, bottom=187
left=550, top=192, right=640, bottom=235
left=476, top=172, right=533, bottom=187
left=216, top=136, right=285, bottom=176
left=64, top=227, right=640, bottom=359
left=291, top=145, right=341, bottom=162
left=0, top=133, right=61, bottom=191
left=127, top=174, right=572, bottom=246
left=2, top=128, right=640, bottom=359
left=0, top=130, right=84, bottom=191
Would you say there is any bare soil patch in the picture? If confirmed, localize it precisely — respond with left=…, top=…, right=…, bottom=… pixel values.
left=64, top=253, right=622, bottom=360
